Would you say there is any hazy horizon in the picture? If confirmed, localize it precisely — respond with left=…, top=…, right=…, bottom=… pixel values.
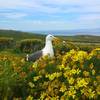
left=0, top=28, right=100, bottom=36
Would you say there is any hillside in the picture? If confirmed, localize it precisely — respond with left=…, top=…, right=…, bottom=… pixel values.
left=0, top=29, right=46, bottom=41
left=0, top=29, right=100, bottom=43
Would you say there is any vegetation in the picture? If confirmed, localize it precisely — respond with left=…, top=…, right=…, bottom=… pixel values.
left=0, top=30, right=45, bottom=41
left=28, top=48, right=100, bottom=99
left=0, top=29, right=100, bottom=43
left=19, top=39, right=44, bottom=53
left=0, top=48, right=100, bottom=99
left=0, top=52, right=33, bottom=99
left=0, top=37, right=15, bottom=50
left=0, top=29, right=100, bottom=53
left=0, top=29, right=100, bottom=99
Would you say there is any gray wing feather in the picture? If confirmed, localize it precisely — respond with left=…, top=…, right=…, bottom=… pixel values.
left=28, top=50, right=43, bottom=62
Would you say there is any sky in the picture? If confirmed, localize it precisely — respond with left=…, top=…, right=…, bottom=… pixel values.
left=0, top=0, right=100, bottom=31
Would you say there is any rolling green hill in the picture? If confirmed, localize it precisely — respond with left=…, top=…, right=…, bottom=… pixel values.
left=0, top=29, right=46, bottom=41
left=0, top=29, right=100, bottom=44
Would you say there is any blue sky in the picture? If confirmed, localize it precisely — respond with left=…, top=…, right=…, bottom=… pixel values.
left=0, top=0, right=100, bottom=31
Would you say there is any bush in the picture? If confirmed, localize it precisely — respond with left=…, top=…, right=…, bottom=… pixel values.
left=27, top=48, right=100, bottom=100
left=54, top=41, right=79, bottom=55
left=0, top=53, right=33, bottom=99
left=0, top=37, right=15, bottom=50
left=19, top=39, right=44, bottom=53
left=78, top=45, right=96, bottom=53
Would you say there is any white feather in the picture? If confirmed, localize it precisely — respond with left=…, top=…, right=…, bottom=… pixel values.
left=42, top=34, right=54, bottom=57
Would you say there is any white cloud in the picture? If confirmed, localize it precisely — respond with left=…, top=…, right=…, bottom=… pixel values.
left=24, top=0, right=100, bottom=14
left=0, top=0, right=100, bottom=14
left=0, top=12, right=27, bottom=19
left=0, top=0, right=24, bottom=8
left=78, top=14, right=100, bottom=21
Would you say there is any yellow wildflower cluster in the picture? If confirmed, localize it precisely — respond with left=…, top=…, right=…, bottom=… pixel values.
left=28, top=48, right=100, bottom=99
left=0, top=52, right=33, bottom=99
left=46, top=72, right=62, bottom=81
left=76, top=78, right=88, bottom=88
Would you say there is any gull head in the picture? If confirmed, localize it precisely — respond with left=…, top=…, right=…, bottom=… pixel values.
left=46, top=34, right=55, bottom=41
left=46, top=34, right=61, bottom=44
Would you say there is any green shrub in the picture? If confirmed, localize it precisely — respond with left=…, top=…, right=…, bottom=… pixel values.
left=78, top=45, right=96, bottom=53
left=19, top=39, right=44, bottom=53
left=0, top=37, right=15, bottom=50
left=54, top=41, right=79, bottom=55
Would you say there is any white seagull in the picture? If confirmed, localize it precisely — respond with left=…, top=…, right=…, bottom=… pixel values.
left=26, top=34, right=57, bottom=62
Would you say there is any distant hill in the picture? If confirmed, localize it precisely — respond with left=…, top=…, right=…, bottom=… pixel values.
left=31, top=28, right=100, bottom=36
left=0, top=29, right=46, bottom=41
left=0, top=29, right=100, bottom=43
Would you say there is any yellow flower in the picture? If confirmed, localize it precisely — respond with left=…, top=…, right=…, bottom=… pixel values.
left=72, top=51, right=87, bottom=62
left=89, top=63, right=94, bottom=69
left=85, top=78, right=91, bottom=83
left=87, top=52, right=94, bottom=59
left=28, top=82, right=35, bottom=88
left=20, top=58, right=25, bottom=63
left=56, top=72, right=62, bottom=78
left=92, top=69, right=95, bottom=75
left=26, top=95, right=33, bottom=100
left=70, top=49, right=77, bottom=55
left=93, top=81, right=97, bottom=86
left=81, top=88, right=89, bottom=97
left=68, top=86, right=76, bottom=99
left=70, top=68, right=81, bottom=75
left=40, top=92, right=47, bottom=99
left=62, top=49, right=76, bottom=64
left=81, top=88, right=86, bottom=94
left=88, top=89, right=95, bottom=98
left=96, top=76, right=100, bottom=83
left=94, top=48, right=100, bottom=51
left=32, top=62, right=38, bottom=69
left=46, top=72, right=62, bottom=81
left=72, top=55, right=79, bottom=61
left=77, top=78, right=88, bottom=88
left=58, top=64, right=65, bottom=70
left=48, top=85, right=53, bottom=92
left=33, top=75, right=41, bottom=81
left=68, top=77, right=74, bottom=85
left=46, top=73, right=55, bottom=81
left=96, top=85, right=100, bottom=95
left=51, top=96, right=59, bottom=100
left=83, top=71, right=90, bottom=77
left=64, top=71, right=72, bottom=78
left=70, top=69, right=77, bottom=74
left=60, top=83, right=67, bottom=92
left=76, top=68, right=81, bottom=74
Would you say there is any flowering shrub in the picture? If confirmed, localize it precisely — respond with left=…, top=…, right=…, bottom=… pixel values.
left=28, top=48, right=100, bottom=99
left=0, top=52, right=33, bottom=99
left=0, top=48, right=100, bottom=100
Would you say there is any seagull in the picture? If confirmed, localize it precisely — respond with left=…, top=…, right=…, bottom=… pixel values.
left=26, top=34, right=58, bottom=62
